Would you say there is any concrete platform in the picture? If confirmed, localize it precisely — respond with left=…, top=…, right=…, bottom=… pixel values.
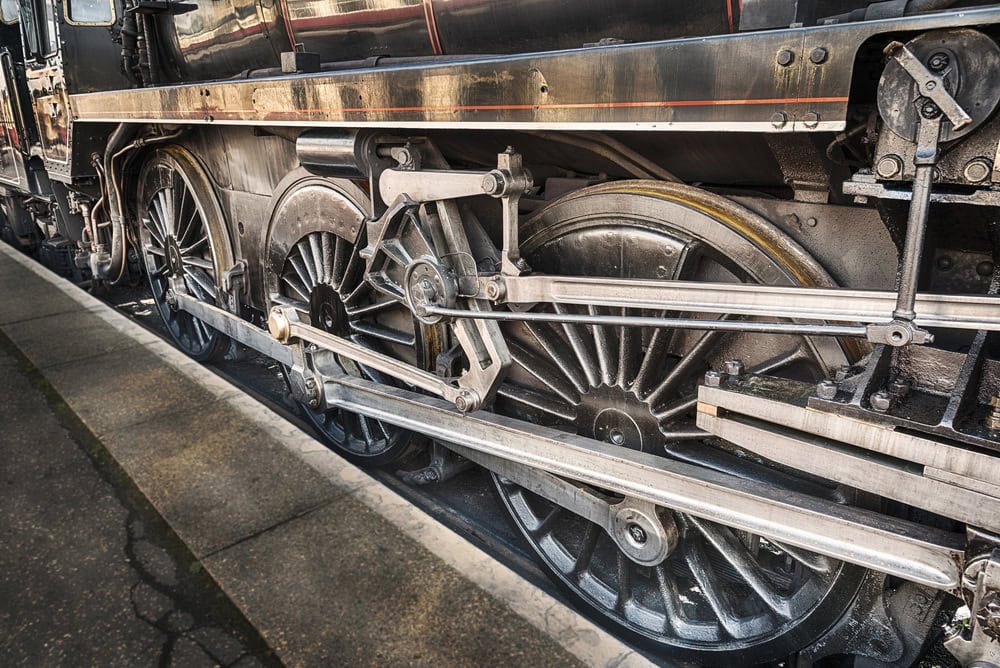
left=0, top=241, right=653, bottom=667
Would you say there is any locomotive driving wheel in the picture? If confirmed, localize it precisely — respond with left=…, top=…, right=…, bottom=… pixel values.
left=137, top=148, right=233, bottom=361
left=269, top=178, right=443, bottom=466
left=491, top=182, right=866, bottom=664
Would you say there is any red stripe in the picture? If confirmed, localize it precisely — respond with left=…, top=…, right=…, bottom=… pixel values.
left=726, top=0, right=734, bottom=33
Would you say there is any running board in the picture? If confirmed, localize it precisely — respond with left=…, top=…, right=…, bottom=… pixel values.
left=173, top=292, right=966, bottom=591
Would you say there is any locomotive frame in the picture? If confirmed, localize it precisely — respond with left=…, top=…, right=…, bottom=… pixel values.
left=6, top=0, right=1000, bottom=665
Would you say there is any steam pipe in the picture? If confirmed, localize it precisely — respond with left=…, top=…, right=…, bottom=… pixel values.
left=102, top=124, right=138, bottom=282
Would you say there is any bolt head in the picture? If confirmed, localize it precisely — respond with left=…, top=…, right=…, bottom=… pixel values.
left=626, top=523, right=648, bottom=545
left=454, top=390, right=479, bottom=413
left=936, top=255, right=954, bottom=271
left=724, top=359, right=745, bottom=376
left=876, top=155, right=903, bottom=180
left=964, top=158, right=992, bottom=184
left=928, top=51, right=950, bottom=72
left=977, top=261, right=996, bottom=277
left=809, top=47, right=829, bottom=64
left=770, top=112, right=788, bottom=129
left=816, top=380, right=839, bottom=400
left=776, top=49, right=795, bottom=66
left=920, top=99, right=942, bottom=119
left=870, top=390, right=893, bottom=413
left=805, top=217, right=818, bottom=227
left=888, top=377, right=911, bottom=398
left=704, top=370, right=726, bottom=387
left=608, top=429, right=626, bottom=446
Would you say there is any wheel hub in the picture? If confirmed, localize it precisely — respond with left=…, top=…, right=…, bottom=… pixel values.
left=578, top=385, right=660, bottom=453
left=166, top=236, right=184, bottom=276
left=609, top=499, right=678, bottom=567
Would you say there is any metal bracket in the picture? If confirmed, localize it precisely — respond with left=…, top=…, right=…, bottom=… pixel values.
left=375, top=148, right=532, bottom=277
left=885, top=41, right=973, bottom=132
left=946, top=549, right=1000, bottom=667
left=876, top=38, right=978, bottom=346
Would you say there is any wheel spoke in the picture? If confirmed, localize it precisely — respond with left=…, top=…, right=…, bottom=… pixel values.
left=615, top=552, right=632, bottom=613
left=142, top=216, right=166, bottom=247
left=554, top=304, right=601, bottom=388
left=321, top=232, right=335, bottom=285
left=309, top=233, right=326, bottom=285
left=683, top=538, right=746, bottom=638
left=524, top=322, right=589, bottom=394
left=349, top=321, right=416, bottom=347
left=331, top=235, right=348, bottom=288
left=617, top=312, right=641, bottom=389
left=509, top=341, right=581, bottom=406
left=632, top=318, right=673, bottom=396
left=288, top=254, right=314, bottom=292
left=644, top=327, right=729, bottom=407
left=572, top=522, right=602, bottom=576
left=497, top=383, right=577, bottom=422
left=281, top=273, right=311, bottom=303
left=688, top=517, right=793, bottom=620
left=181, top=255, right=214, bottom=271
left=296, top=240, right=319, bottom=287
left=346, top=299, right=401, bottom=318
left=181, top=235, right=208, bottom=255
left=588, top=305, right=617, bottom=387
left=652, top=396, right=697, bottom=422
left=184, top=266, right=217, bottom=301
left=173, top=179, right=191, bottom=242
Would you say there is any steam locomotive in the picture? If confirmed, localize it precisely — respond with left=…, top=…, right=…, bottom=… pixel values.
left=5, top=0, right=1000, bottom=664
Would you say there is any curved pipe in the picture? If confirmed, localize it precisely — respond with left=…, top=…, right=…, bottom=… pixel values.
left=102, top=124, right=138, bottom=282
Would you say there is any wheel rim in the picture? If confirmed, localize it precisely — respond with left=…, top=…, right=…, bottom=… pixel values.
left=492, top=182, right=862, bottom=661
left=138, top=151, right=229, bottom=361
left=277, top=228, right=437, bottom=464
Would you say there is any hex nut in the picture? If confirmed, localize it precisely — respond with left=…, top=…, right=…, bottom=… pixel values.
left=724, top=359, right=745, bottom=376
left=809, top=47, right=828, bottom=64
left=870, top=390, right=893, bottom=413
left=963, top=158, right=993, bottom=184
left=704, top=370, right=726, bottom=387
left=776, top=49, right=795, bottom=66
left=876, top=155, right=903, bottom=180
left=816, top=380, right=838, bottom=400
left=770, top=112, right=788, bottom=129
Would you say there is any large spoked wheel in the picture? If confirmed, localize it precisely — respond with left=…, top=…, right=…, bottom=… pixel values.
left=137, top=148, right=233, bottom=362
left=268, top=177, right=442, bottom=466
left=492, top=182, right=866, bottom=664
